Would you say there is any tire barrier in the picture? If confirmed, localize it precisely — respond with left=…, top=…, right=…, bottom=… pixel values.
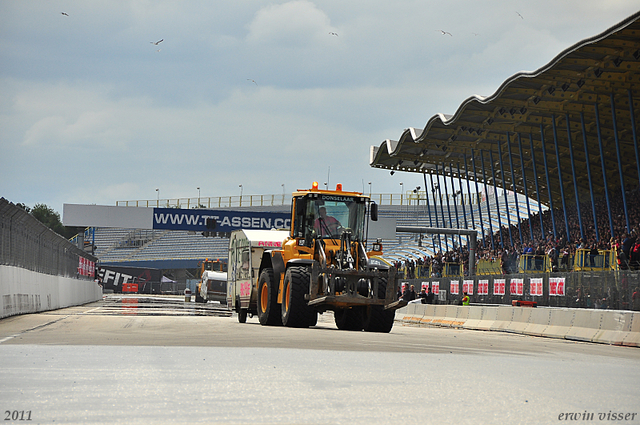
left=396, top=303, right=640, bottom=347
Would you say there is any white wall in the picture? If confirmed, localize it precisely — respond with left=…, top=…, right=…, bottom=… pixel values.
left=1, top=265, right=103, bottom=319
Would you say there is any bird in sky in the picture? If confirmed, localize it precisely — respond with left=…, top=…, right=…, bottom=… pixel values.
left=516, top=11, right=524, bottom=19
left=329, top=32, right=339, bottom=37
left=438, top=30, right=452, bottom=36
left=61, top=12, right=69, bottom=16
left=151, top=39, right=164, bottom=45
left=247, top=79, right=257, bottom=85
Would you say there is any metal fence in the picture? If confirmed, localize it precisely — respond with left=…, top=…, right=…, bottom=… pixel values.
left=0, top=198, right=97, bottom=278
left=116, top=190, right=490, bottom=209
left=399, top=270, right=640, bottom=311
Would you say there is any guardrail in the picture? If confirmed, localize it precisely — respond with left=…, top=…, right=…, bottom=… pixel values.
left=397, top=303, right=640, bottom=347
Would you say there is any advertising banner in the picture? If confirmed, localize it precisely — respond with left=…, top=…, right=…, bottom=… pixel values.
left=97, top=266, right=162, bottom=293
left=78, top=257, right=95, bottom=278
left=530, top=277, right=544, bottom=296
left=153, top=208, right=290, bottom=232
left=478, top=279, right=489, bottom=295
left=431, top=281, right=440, bottom=295
left=421, top=281, right=429, bottom=292
left=63, top=204, right=291, bottom=233
left=493, top=278, right=506, bottom=296
left=450, top=280, right=459, bottom=295
left=462, top=280, right=473, bottom=295
left=510, top=278, right=523, bottom=296
left=549, top=277, right=566, bottom=296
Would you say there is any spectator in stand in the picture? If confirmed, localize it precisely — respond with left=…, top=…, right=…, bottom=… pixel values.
left=419, top=287, right=428, bottom=304
left=426, top=287, right=435, bottom=304
left=589, top=244, right=599, bottom=267
left=402, top=284, right=417, bottom=302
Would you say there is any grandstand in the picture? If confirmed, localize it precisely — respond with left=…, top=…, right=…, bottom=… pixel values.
left=89, top=190, right=538, bottom=268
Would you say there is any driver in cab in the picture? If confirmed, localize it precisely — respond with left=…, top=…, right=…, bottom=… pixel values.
left=314, top=207, right=341, bottom=237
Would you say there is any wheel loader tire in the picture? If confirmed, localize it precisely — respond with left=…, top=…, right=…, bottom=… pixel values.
left=281, top=266, right=316, bottom=328
left=363, top=306, right=395, bottom=333
left=257, top=268, right=281, bottom=326
left=238, top=308, right=248, bottom=323
left=363, top=277, right=395, bottom=333
left=334, top=307, right=364, bottom=331
left=195, top=289, right=205, bottom=303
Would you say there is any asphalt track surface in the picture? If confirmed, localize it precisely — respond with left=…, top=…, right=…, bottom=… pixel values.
left=1, top=295, right=639, bottom=425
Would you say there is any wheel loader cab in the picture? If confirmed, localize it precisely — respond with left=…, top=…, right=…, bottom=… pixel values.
left=293, top=193, right=367, bottom=243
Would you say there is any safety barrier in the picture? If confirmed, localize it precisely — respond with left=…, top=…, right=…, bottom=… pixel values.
left=1, top=265, right=103, bottom=319
left=396, top=304, right=640, bottom=347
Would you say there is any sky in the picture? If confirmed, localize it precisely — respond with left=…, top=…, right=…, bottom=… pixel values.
left=1, top=1, right=639, bottom=214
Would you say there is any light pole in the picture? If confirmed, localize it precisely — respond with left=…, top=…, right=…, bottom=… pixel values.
left=400, top=182, right=404, bottom=206
left=281, top=184, right=285, bottom=203
left=368, top=182, right=372, bottom=197
left=197, top=187, right=200, bottom=208
left=156, top=188, right=159, bottom=207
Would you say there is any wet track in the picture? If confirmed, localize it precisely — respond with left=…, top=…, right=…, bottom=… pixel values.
left=88, top=294, right=233, bottom=317
left=1, top=295, right=639, bottom=425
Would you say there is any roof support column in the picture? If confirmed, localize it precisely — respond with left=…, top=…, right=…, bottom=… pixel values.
left=580, top=112, right=599, bottom=242
left=489, top=150, right=505, bottom=248
left=457, top=161, right=469, bottom=232
left=565, top=114, right=584, bottom=241
left=529, top=133, right=545, bottom=240
left=540, top=124, right=558, bottom=240
left=423, top=172, right=435, bottom=249
left=429, top=173, right=443, bottom=252
left=611, top=93, right=631, bottom=233
left=435, top=163, right=448, bottom=250
left=479, top=150, right=495, bottom=249
left=594, top=102, right=615, bottom=239
left=463, top=154, right=476, bottom=231
left=551, top=115, right=571, bottom=242
left=449, top=164, right=462, bottom=248
left=517, top=133, right=534, bottom=242
left=507, top=133, right=523, bottom=244
left=442, top=166, right=453, bottom=235
left=628, top=89, right=640, bottom=190
left=498, top=140, right=514, bottom=247
left=471, top=151, right=486, bottom=248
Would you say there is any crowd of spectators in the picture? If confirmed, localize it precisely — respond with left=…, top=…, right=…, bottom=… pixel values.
left=393, top=187, right=640, bottom=277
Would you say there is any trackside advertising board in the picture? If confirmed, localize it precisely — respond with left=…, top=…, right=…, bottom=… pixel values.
left=152, top=208, right=290, bottom=232
left=63, top=204, right=291, bottom=232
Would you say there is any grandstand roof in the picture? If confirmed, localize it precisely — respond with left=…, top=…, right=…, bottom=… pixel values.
left=370, top=11, right=640, bottom=209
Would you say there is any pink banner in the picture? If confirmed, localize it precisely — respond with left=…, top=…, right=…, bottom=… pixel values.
left=462, top=280, right=473, bottom=295
left=530, top=278, right=543, bottom=296
left=478, top=279, right=489, bottom=295
left=510, top=278, right=523, bottom=296
left=450, top=280, right=459, bottom=295
left=549, top=277, right=565, bottom=296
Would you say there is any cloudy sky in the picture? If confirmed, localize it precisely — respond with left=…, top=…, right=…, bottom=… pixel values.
left=1, top=1, right=638, bottom=213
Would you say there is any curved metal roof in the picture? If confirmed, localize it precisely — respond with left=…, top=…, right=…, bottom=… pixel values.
left=370, top=11, right=640, bottom=209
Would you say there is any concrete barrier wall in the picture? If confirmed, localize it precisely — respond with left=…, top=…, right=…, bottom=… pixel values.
left=396, top=303, right=639, bottom=347
left=1, top=265, right=103, bottom=319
